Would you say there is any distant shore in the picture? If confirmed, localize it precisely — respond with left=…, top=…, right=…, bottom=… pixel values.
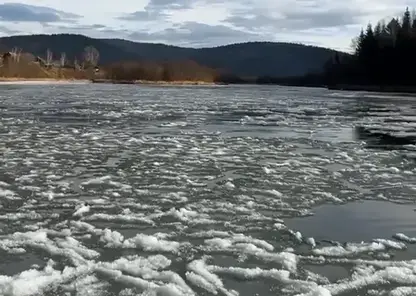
left=91, top=79, right=224, bottom=86
left=0, top=77, right=91, bottom=84
left=0, top=77, right=226, bottom=86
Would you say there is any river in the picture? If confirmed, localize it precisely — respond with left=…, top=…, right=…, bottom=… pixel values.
left=0, top=83, right=415, bottom=296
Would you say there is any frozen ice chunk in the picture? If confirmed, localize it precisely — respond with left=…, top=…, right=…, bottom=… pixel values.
left=186, top=271, right=218, bottom=294
left=0, top=261, right=90, bottom=296
left=313, top=242, right=386, bottom=257
left=100, top=228, right=124, bottom=248
left=210, top=266, right=291, bottom=282
left=124, top=233, right=182, bottom=253
left=225, top=182, right=235, bottom=189
left=296, top=286, right=332, bottom=296
left=73, top=204, right=90, bottom=217
left=393, top=233, right=416, bottom=243
left=373, top=239, right=407, bottom=250
left=390, top=287, right=416, bottom=296
left=305, top=237, right=316, bottom=248
left=0, top=189, right=19, bottom=200
left=187, top=258, right=237, bottom=296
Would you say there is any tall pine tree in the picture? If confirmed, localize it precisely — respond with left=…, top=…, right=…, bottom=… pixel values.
left=374, top=22, right=382, bottom=38
left=355, top=29, right=365, bottom=56
left=402, top=7, right=412, bottom=33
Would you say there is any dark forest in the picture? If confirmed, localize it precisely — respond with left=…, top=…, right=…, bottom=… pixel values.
left=324, top=7, right=416, bottom=87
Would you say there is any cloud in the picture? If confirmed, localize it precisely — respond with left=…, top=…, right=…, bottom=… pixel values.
left=0, top=3, right=80, bottom=23
left=0, top=24, right=21, bottom=35
left=225, top=3, right=367, bottom=32
left=32, top=20, right=261, bottom=47
left=286, top=8, right=364, bottom=29
left=39, top=23, right=130, bottom=39
left=118, top=10, right=167, bottom=22
left=128, top=21, right=265, bottom=46
left=146, top=0, right=193, bottom=10
left=118, top=0, right=193, bottom=22
left=1, top=0, right=415, bottom=50
left=114, top=0, right=378, bottom=49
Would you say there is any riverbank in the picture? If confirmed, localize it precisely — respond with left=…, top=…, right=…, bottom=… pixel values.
left=0, top=77, right=227, bottom=86
left=91, top=79, right=223, bottom=85
left=0, top=77, right=91, bottom=84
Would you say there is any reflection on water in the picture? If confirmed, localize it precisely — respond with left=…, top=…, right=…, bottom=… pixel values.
left=348, top=92, right=416, bottom=151
left=354, top=124, right=416, bottom=150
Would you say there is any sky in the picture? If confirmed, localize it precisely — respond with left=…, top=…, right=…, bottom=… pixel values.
left=0, top=0, right=414, bottom=51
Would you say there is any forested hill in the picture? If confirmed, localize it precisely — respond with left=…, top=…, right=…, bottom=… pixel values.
left=0, top=34, right=342, bottom=77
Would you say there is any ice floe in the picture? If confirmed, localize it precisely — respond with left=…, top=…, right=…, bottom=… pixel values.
left=0, top=84, right=415, bottom=295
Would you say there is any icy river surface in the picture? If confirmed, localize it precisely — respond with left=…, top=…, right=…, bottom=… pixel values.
left=0, top=84, right=415, bottom=296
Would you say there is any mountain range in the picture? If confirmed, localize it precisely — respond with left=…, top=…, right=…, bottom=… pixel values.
left=0, top=34, right=343, bottom=78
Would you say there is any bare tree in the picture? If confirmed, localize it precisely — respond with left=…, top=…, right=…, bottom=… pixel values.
left=60, top=52, right=66, bottom=67
left=83, top=46, right=99, bottom=68
left=74, top=57, right=80, bottom=70
left=10, top=47, right=17, bottom=62
left=11, top=47, right=22, bottom=62
left=17, top=48, right=22, bottom=62
left=46, top=49, right=53, bottom=66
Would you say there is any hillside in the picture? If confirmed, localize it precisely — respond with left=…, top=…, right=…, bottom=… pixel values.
left=0, top=34, right=342, bottom=77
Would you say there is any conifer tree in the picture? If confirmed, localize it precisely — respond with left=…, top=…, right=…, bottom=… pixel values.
left=374, top=22, right=382, bottom=37
left=402, top=7, right=411, bottom=33
left=355, top=29, right=365, bottom=56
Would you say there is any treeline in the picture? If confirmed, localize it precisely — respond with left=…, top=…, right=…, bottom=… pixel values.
left=0, top=45, right=101, bottom=79
left=103, top=60, right=217, bottom=82
left=0, top=52, right=87, bottom=79
left=325, top=7, right=416, bottom=86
